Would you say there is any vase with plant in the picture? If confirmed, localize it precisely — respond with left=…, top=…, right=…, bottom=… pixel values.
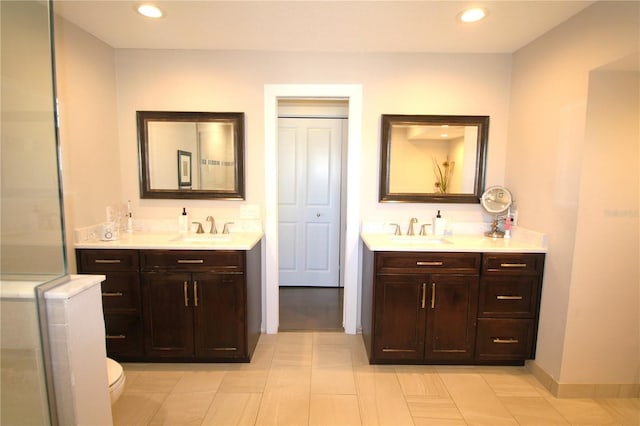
left=432, top=157, right=455, bottom=193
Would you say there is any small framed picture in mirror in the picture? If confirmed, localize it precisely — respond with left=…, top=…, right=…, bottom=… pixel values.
left=177, top=150, right=192, bottom=187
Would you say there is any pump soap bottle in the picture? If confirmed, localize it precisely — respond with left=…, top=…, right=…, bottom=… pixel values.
left=433, top=210, right=445, bottom=236
left=178, top=208, right=189, bottom=233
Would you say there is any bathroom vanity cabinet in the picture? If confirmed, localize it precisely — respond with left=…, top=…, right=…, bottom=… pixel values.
left=362, top=247, right=545, bottom=365
left=76, top=243, right=261, bottom=363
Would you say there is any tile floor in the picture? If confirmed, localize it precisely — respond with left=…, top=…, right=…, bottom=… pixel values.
left=113, top=332, right=640, bottom=425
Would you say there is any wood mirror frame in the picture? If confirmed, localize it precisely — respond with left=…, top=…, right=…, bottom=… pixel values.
left=379, top=114, right=489, bottom=203
left=137, top=111, right=245, bottom=200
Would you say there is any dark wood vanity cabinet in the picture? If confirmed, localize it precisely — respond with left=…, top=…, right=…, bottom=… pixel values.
left=76, top=244, right=261, bottom=363
left=140, top=250, right=250, bottom=361
left=76, top=249, right=144, bottom=359
left=363, top=250, right=481, bottom=363
left=362, top=248, right=545, bottom=365
left=476, top=253, right=545, bottom=362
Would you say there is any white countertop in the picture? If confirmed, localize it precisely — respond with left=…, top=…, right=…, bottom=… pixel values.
left=75, top=231, right=263, bottom=251
left=361, top=232, right=547, bottom=253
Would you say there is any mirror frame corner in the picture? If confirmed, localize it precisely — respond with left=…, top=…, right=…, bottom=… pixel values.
left=137, top=110, right=246, bottom=200
left=379, top=114, right=489, bottom=204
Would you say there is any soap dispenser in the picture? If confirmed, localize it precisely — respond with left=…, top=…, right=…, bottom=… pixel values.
left=433, top=210, right=445, bottom=236
left=178, top=208, right=189, bottom=233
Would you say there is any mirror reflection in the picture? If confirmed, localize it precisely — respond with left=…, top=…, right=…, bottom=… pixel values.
left=380, top=114, right=488, bottom=203
left=137, top=111, right=245, bottom=199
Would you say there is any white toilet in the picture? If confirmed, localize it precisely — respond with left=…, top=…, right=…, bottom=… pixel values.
left=106, top=358, right=126, bottom=404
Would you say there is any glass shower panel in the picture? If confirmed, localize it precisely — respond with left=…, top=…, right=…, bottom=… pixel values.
left=1, top=0, right=66, bottom=424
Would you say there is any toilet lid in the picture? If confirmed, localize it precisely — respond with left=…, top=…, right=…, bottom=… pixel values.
left=106, top=357, right=123, bottom=387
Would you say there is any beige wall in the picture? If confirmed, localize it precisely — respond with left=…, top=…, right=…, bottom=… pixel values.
left=507, top=1, right=639, bottom=386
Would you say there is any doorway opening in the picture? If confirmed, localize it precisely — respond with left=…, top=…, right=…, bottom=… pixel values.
left=277, top=99, right=348, bottom=331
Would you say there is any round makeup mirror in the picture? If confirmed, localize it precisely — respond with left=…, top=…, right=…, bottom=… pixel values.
left=480, top=185, right=512, bottom=238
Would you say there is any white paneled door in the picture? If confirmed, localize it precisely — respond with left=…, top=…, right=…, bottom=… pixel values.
left=278, top=117, right=344, bottom=287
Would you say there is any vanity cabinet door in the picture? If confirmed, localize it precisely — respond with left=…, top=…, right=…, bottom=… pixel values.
left=193, top=273, right=246, bottom=358
left=425, top=275, right=479, bottom=361
left=142, top=272, right=194, bottom=358
left=373, top=274, right=426, bottom=361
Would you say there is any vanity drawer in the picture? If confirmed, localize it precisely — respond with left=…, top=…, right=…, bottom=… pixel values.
left=100, top=272, right=141, bottom=312
left=475, top=319, right=534, bottom=361
left=482, top=253, right=545, bottom=275
left=104, top=314, right=144, bottom=358
left=77, top=249, right=139, bottom=272
left=140, top=250, right=244, bottom=272
left=478, top=276, right=540, bottom=318
left=376, top=252, right=481, bottom=274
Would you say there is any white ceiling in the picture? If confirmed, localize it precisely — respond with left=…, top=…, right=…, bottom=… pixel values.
left=53, top=1, right=594, bottom=53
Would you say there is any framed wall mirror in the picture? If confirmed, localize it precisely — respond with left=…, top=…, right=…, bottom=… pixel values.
left=379, top=114, right=489, bottom=203
left=137, top=111, right=245, bottom=199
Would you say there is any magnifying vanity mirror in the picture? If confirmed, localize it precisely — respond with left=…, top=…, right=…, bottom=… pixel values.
left=137, top=111, right=245, bottom=199
left=379, top=114, right=489, bottom=203
left=480, top=185, right=512, bottom=238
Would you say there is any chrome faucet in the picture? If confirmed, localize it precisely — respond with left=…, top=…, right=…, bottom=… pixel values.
left=192, top=221, right=204, bottom=234
left=222, top=222, right=234, bottom=235
left=407, top=217, right=418, bottom=236
left=206, top=215, right=217, bottom=234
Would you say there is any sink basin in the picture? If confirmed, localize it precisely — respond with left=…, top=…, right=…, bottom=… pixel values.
left=173, top=234, right=231, bottom=243
left=389, top=235, right=452, bottom=244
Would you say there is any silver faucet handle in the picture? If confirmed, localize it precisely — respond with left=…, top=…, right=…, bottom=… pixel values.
left=389, top=223, right=402, bottom=236
left=222, top=222, right=234, bottom=235
left=192, top=221, right=204, bottom=234
left=206, top=215, right=217, bottom=234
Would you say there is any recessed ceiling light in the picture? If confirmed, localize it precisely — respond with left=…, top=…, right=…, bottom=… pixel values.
left=458, top=7, right=487, bottom=23
left=137, top=4, right=163, bottom=19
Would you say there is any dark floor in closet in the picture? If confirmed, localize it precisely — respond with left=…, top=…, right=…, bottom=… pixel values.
left=279, top=286, right=344, bottom=331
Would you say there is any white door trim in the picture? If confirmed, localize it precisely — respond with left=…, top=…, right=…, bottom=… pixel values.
left=264, top=84, right=362, bottom=334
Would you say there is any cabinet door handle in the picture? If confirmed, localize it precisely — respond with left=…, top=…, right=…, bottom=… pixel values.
left=416, top=261, right=443, bottom=266
left=183, top=281, right=189, bottom=307
left=106, top=334, right=126, bottom=340
left=177, top=259, right=204, bottom=264
left=421, top=283, right=426, bottom=309
left=102, top=292, right=123, bottom=297
left=94, top=259, right=121, bottom=264
left=431, top=283, right=436, bottom=309
left=500, top=263, right=527, bottom=268
left=496, top=295, right=523, bottom=300
left=194, top=281, right=199, bottom=307
left=492, top=338, right=519, bottom=344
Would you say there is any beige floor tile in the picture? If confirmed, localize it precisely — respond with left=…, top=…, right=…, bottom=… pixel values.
left=272, top=342, right=313, bottom=367
left=171, top=370, right=226, bottom=393
left=311, top=365, right=357, bottom=394
left=255, top=385, right=310, bottom=425
left=309, top=394, right=362, bottom=425
left=276, top=331, right=314, bottom=345
left=405, top=395, right=466, bottom=425
left=313, top=345, right=353, bottom=367
left=265, top=365, right=311, bottom=390
left=355, top=367, right=414, bottom=425
left=112, top=392, right=167, bottom=426
left=125, top=370, right=184, bottom=393
left=438, top=372, right=518, bottom=425
left=201, top=392, right=262, bottom=426
left=596, top=398, right=640, bottom=425
left=545, top=398, right=617, bottom=424
left=148, top=391, right=216, bottom=425
left=313, top=331, right=353, bottom=346
left=218, top=369, right=269, bottom=393
left=499, top=396, right=570, bottom=425
left=395, top=365, right=450, bottom=398
left=481, top=370, right=543, bottom=397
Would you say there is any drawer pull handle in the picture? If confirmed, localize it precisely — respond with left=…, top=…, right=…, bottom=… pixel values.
left=431, top=283, right=436, bottom=309
left=496, top=295, right=523, bottom=300
left=500, top=263, right=527, bottom=268
left=106, top=334, right=126, bottom=340
left=194, top=281, right=199, bottom=307
left=421, top=283, right=426, bottom=309
left=102, top=292, right=124, bottom=297
left=183, top=281, right=189, bottom=307
left=416, top=261, right=443, bottom=266
left=94, top=259, right=121, bottom=264
left=493, top=338, right=519, bottom=344
left=217, top=347, right=238, bottom=351
left=177, top=259, right=204, bottom=264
